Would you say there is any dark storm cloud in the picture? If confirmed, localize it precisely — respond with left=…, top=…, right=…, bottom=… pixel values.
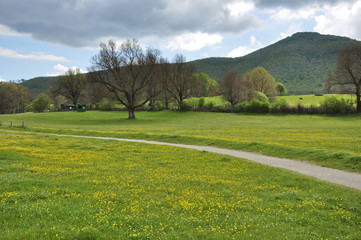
left=0, top=0, right=261, bottom=47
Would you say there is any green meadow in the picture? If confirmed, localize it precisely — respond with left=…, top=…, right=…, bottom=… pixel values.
left=278, top=94, right=356, bottom=107
left=0, top=132, right=360, bottom=239
left=1, top=111, right=361, bottom=172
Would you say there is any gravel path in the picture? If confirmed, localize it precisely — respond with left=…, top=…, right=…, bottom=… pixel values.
left=2, top=130, right=361, bottom=191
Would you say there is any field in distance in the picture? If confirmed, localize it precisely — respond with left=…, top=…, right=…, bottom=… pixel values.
left=0, top=132, right=360, bottom=239
left=186, top=94, right=356, bottom=107
left=1, top=110, right=360, bottom=172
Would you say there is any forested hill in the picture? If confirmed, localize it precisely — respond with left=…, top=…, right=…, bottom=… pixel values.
left=20, top=76, right=58, bottom=95
left=192, top=32, right=361, bottom=94
left=20, top=32, right=360, bottom=95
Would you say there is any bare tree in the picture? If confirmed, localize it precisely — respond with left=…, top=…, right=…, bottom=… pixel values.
left=57, top=68, right=87, bottom=106
left=218, top=70, right=244, bottom=106
left=332, top=45, right=361, bottom=112
left=89, top=39, right=164, bottom=119
left=167, top=54, right=196, bottom=106
left=47, top=82, right=61, bottom=107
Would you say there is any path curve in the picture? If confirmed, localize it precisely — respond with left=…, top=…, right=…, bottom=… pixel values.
left=1, top=130, right=361, bottom=191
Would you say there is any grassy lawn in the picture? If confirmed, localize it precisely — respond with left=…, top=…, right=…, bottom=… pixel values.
left=0, top=132, right=360, bottom=239
left=278, top=94, right=356, bottom=107
left=1, top=111, right=361, bottom=173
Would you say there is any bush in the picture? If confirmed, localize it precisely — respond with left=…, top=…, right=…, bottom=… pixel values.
left=99, top=99, right=113, bottom=111
left=320, top=96, right=354, bottom=114
left=179, top=102, right=191, bottom=111
left=31, top=93, right=51, bottom=113
left=270, top=99, right=290, bottom=113
left=198, top=97, right=205, bottom=108
left=245, top=98, right=270, bottom=113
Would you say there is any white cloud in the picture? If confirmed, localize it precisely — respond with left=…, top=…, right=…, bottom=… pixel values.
left=227, top=35, right=263, bottom=58
left=0, top=76, right=7, bottom=82
left=0, top=24, right=29, bottom=37
left=314, top=1, right=361, bottom=39
left=271, top=6, right=320, bottom=21
left=47, top=64, right=87, bottom=77
left=227, top=1, right=255, bottom=17
left=163, top=32, right=223, bottom=51
left=0, top=47, right=70, bottom=62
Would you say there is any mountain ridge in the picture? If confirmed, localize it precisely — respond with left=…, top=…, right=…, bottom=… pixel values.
left=20, top=32, right=361, bottom=95
left=192, top=32, right=361, bottom=94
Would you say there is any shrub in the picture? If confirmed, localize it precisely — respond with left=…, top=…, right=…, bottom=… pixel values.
left=179, top=102, right=191, bottom=111
left=320, top=96, right=353, bottom=114
left=270, top=99, right=289, bottom=113
left=245, top=98, right=270, bottom=113
left=31, top=93, right=51, bottom=113
left=198, top=97, right=205, bottom=108
left=99, top=98, right=113, bottom=111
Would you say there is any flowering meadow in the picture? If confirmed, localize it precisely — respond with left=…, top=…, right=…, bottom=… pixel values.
left=1, top=111, right=361, bottom=172
left=1, top=132, right=360, bottom=239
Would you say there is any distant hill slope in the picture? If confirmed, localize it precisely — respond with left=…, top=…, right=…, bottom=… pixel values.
left=20, top=76, right=58, bottom=95
left=21, top=32, right=361, bottom=95
left=192, top=32, right=361, bottom=94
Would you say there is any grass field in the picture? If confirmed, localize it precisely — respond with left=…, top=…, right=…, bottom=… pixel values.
left=1, top=132, right=360, bottom=239
left=278, top=94, right=356, bottom=107
left=1, top=111, right=361, bottom=173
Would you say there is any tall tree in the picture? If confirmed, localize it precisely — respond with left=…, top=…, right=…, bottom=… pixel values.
left=89, top=39, right=164, bottom=119
left=167, top=54, right=196, bottom=106
left=57, top=68, right=87, bottom=106
left=331, top=45, right=361, bottom=112
left=218, top=70, right=244, bottom=106
left=0, top=82, right=33, bottom=114
left=244, top=67, right=278, bottom=97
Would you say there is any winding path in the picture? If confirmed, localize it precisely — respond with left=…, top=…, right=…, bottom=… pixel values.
left=1, top=130, right=361, bottom=191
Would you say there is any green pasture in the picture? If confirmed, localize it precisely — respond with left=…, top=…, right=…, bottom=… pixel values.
left=1, top=111, right=361, bottom=172
left=186, top=94, right=356, bottom=107
left=278, top=94, right=356, bottom=107
left=0, top=132, right=360, bottom=239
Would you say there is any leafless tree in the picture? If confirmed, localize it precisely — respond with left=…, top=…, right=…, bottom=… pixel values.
left=218, top=70, right=244, bottom=106
left=57, top=68, right=87, bottom=106
left=332, top=45, right=361, bottom=112
left=167, top=54, right=196, bottom=106
left=89, top=39, right=164, bottom=119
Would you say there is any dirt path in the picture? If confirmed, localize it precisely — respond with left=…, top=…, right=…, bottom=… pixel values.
left=1, top=130, right=361, bottom=191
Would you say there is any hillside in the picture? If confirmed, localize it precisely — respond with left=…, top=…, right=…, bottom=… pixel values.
left=20, top=76, right=58, bottom=95
left=193, top=32, right=361, bottom=94
left=20, top=32, right=361, bottom=95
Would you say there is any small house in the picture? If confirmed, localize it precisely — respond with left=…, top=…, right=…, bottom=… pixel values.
left=61, top=104, right=76, bottom=112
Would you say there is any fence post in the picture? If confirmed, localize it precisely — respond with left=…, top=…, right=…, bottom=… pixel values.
left=10, top=121, right=12, bottom=127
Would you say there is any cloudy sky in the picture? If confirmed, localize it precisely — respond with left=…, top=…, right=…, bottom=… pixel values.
left=0, top=0, right=361, bottom=82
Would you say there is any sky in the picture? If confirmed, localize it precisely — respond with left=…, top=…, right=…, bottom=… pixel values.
left=0, top=0, right=361, bottom=82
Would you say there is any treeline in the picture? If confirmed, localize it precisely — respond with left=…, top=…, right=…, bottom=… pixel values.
left=186, top=96, right=356, bottom=115
left=0, top=82, right=34, bottom=114
left=1, top=39, right=360, bottom=116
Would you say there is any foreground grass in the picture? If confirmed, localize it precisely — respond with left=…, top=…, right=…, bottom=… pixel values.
left=1, top=111, right=361, bottom=173
left=0, top=132, right=360, bottom=239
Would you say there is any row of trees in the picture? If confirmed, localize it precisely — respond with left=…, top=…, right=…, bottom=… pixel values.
left=49, top=39, right=217, bottom=119
left=50, top=39, right=287, bottom=119
left=0, top=82, right=34, bottom=114
left=2, top=39, right=359, bottom=116
left=218, top=67, right=286, bottom=106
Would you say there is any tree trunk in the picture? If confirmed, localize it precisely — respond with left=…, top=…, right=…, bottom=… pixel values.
left=128, top=108, right=136, bottom=119
left=356, top=89, right=361, bottom=113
